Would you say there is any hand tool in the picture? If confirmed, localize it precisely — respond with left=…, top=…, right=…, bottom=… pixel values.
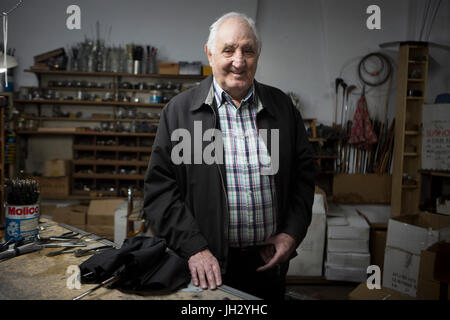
left=46, top=245, right=113, bottom=257
left=73, top=274, right=121, bottom=300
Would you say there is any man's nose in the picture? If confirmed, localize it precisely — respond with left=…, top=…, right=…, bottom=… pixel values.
left=232, top=51, right=246, bottom=69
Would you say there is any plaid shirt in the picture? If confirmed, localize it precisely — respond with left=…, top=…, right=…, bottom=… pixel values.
left=212, top=78, right=277, bottom=248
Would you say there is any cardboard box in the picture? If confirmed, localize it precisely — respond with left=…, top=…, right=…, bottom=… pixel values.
left=327, top=210, right=370, bottom=240
left=288, top=188, right=327, bottom=276
left=158, top=62, right=179, bottom=75
left=202, top=65, right=212, bottom=76
left=327, top=239, right=369, bottom=253
left=87, top=199, right=124, bottom=226
left=348, top=283, right=416, bottom=300
left=326, top=252, right=370, bottom=269
left=383, top=213, right=450, bottom=297
left=40, top=204, right=57, bottom=217
left=356, top=206, right=389, bottom=272
left=44, top=159, right=71, bottom=177
left=386, top=213, right=450, bottom=256
left=422, top=103, right=450, bottom=171
left=417, top=242, right=450, bottom=300
left=288, top=212, right=326, bottom=276
left=35, top=176, right=70, bottom=197
left=436, top=198, right=450, bottom=216
left=52, top=204, right=88, bottom=226
left=383, top=246, right=421, bottom=297
left=333, top=174, right=391, bottom=204
left=370, top=230, right=387, bottom=272
left=86, top=225, right=114, bottom=240
left=324, top=263, right=367, bottom=282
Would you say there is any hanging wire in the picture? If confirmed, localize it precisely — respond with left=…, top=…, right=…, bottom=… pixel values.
left=419, top=0, right=431, bottom=41
left=425, top=0, right=442, bottom=41
left=2, top=0, right=23, bottom=16
left=1, top=1, right=23, bottom=87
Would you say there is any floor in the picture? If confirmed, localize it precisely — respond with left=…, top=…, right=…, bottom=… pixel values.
left=285, top=283, right=358, bottom=300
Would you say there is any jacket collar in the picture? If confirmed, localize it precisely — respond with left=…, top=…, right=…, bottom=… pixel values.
left=190, top=75, right=276, bottom=117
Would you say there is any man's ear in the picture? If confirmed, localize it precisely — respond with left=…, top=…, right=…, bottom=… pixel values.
left=204, top=44, right=213, bottom=66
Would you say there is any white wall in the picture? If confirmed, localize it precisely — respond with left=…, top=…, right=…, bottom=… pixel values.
left=4, top=0, right=450, bottom=172
left=8, top=0, right=258, bottom=86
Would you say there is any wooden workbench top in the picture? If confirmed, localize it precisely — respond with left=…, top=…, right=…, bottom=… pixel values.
left=0, top=220, right=251, bottom=300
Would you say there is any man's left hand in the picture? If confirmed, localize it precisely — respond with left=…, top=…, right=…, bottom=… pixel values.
left=256, top=233, right=296, bottom=272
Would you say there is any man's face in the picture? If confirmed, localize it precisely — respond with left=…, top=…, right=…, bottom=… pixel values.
left=205, top=18, right=259, bottom=100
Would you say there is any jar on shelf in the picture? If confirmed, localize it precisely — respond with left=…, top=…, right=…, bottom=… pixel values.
left=149, top=90, right=162, bottom=104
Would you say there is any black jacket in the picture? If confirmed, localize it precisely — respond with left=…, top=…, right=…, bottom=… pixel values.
left=144, top=75, right=315, bottom=272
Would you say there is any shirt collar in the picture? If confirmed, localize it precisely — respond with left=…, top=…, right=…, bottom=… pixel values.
left=212, top=77, right=255, bottom=108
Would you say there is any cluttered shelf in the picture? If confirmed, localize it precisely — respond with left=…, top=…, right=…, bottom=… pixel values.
left=17, top=130, right=156, bottom=137
left=14, top=99, right=166, bottom=108
left=22, top=116, right=160, bottom=123
left=25, top=69, right=207, bottom=80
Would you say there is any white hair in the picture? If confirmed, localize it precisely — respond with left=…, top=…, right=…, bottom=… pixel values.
left=206, top=12, right=261, bottom=54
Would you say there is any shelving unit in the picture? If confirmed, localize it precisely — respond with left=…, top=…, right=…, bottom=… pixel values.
left=304, top=118, right=338, bottom=197
left=14, top=69, right=206, bottom=198
left=391, top=42, right=429, bottom=217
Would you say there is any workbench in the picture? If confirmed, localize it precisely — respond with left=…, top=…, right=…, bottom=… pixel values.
left=0, top=219, right=258, bottom=300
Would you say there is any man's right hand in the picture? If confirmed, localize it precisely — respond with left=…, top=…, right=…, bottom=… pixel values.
left=188, top=249, right=222, bottom=290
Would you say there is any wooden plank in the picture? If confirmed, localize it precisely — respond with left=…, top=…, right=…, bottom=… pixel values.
left=25, top=69, right=206, bottom=80
left=73, top=160, right=148, bottom=166
left=73, top=173, right=145, bottom=180
left=0, top=219, right=244, bottom=300
left=73, top=145, right=152, bottom=152
left=14, top=99, right=165, bottom=108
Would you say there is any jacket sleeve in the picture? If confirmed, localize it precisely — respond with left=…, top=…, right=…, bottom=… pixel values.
left=279, top=102, right=316, bottom=246
left=144, top=106, right=209, bottom=259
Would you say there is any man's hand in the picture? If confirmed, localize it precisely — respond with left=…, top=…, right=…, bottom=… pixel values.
left=257, top=233, right=297, bottom=272
left=188, top=249, right=222, bottom=290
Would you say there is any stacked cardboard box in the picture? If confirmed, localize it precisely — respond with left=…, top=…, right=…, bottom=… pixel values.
left=287, top=187, right=327, bottom=277
left=417, top=241, right=450, bottom=300
left=51, top=204, right=88, bottom=230
left=325, top=205, right=371, bottom=282
left=87, top=199, right=124, bottom=241
left=382, top=213, right=450, bottom=297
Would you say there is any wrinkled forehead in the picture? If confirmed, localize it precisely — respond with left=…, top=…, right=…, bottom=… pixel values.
left=216, top=18, right=258, bottom=48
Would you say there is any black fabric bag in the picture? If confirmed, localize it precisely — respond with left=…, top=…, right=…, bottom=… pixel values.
left=79, top=236, right=190, bottom=292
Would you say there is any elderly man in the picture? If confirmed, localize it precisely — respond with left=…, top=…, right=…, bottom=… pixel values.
left=144, top=12, right=314, bottom=300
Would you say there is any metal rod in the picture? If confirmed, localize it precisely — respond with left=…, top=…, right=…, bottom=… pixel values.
left=1, top=0, right=23, bottom=16
left=72, top=274, right=120, bottom=300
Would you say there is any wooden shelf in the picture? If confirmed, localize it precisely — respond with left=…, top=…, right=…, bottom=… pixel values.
left=402, top=184, right=418, bottom=189
left=408, top=60, right=427, bottom=64
left=407, top=78, right=425, bottom=82
left=404, top=152, right=419, bottom=157
left=406, top=97, right=424, bottom=100
left=73, top=173, right=144, bottom=180
left=23, top=116, right=159, bottom=123
left=17, top=130, right=156, bottom=137
left=314, top=154, right=337, bottom=159
left=73, top=159, right=148, bottom=166
left=309, top=137, right=326, bottom=142
left=420, top=170, right=450, bottom=178
left=14, top=99, right=165, bottom=108
left=25, top=69, right=206, bottom=80
left=73, top=145, right=152, bottom=152
left=405, top=130, right=419, bottom=136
